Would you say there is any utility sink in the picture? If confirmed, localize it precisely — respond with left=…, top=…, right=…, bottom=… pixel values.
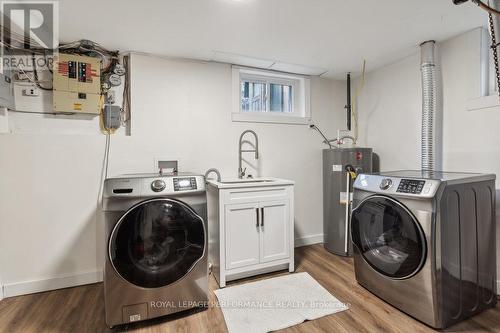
left=206, top=175, right=295, bottom=288
left=220, top=179, right=275, bottom=184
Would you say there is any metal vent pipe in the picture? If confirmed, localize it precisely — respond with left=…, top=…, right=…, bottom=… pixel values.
left=420, top=41, right=440, bottom=171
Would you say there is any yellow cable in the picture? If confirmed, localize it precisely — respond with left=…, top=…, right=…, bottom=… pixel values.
left=352, top=60, right=366, bottom=143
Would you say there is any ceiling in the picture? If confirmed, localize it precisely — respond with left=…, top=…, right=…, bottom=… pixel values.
left=58, top=0, right=485, bottom=78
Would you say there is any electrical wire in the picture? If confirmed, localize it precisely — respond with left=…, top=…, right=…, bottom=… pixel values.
left=8, top=109, right=63, bottom=115
left=96, top=132, right=111, bottom=216
left=351, top=60, right=366, bottom=144
left=79, top=46, right=112, bottom=69
left=471, top=0, right=500, bottom=15
left=59, top=41, right=118, bottom=59
left=104, top=133, right=110, bottom=179
left=16, top=66, right=35, bottom=83
left=121, top=55, right=131, bottom=126
left=44, top=50, right=53, bottom=74
left=31, top=53, right=53, bottom=90
left=59, top=40, right=115, bottom=54
left=0, top=27, right=47, bottom=54
left=309, top=124, right=333, bottom=149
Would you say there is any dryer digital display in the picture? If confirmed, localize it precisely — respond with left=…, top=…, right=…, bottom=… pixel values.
left=397, top=179, right=425, bottom=194
left=173, top=177, right=197, bottom=191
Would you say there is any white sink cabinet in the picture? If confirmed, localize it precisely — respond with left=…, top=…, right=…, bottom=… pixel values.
left=207, top=178, right=295, bottom=287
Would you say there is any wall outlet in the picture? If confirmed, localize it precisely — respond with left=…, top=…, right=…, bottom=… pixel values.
left=22, top=88, right=39, bottom=97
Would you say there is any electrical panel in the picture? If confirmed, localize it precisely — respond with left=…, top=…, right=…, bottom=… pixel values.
left=53, top=53, right=101, bottom=114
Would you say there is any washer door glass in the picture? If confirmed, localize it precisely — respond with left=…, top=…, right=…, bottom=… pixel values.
left=351, top=196, right=426, bottom=279
left=109, top=198, right=205, bottom=288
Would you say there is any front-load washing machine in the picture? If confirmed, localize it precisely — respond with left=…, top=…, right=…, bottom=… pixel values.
left=350, top=170, right=496, bottom=329
left=103, top=173, right=208, bottom=327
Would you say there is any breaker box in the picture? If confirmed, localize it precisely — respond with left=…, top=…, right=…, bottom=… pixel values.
left=53, top=53, right=101, bottom=114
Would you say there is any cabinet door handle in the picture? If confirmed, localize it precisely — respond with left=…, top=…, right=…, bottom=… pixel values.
left=256, top=208, right=259, bottom=227
left=260, top=207, right=264, bottom=227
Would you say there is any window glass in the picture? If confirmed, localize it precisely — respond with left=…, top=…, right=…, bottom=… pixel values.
left=240, top=78, right=295, bottom=113
left=241, top=81, right=267, bottom=112
left=270, top=83, right=293, bottom=112
left=233, top=68, right=310, bottom=124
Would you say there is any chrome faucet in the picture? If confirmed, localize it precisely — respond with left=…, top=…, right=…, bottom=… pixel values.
left=238, top=130, right=259, bottom=179
left=204, top=168, right=221, bottom=182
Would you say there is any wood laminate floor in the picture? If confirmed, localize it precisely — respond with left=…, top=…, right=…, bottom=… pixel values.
left=1, top=244, right=499, bottom=333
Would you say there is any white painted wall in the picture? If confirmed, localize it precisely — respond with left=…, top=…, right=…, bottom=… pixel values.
left=0, top=54, right=345, bottom=297
left=356, top=28, right=500, bottom=282
left=113, top=55, right=346, bottom=243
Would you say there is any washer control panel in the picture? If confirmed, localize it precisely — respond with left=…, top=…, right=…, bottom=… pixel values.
left=379, top=178, right=393, bottom=190
left=173, top=177, right=198, bottom=191
left=397, top=179, right=426, bottom=194
left=151, top=179, right=166, bottom=192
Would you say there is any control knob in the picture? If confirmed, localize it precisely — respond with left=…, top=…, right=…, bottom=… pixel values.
left=380, top=178, right=393, bottom=190
left=151, top=179, right=166, bottom=192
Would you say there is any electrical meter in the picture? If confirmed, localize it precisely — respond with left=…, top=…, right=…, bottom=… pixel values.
left=113, top=63, right=126, bottom=76
left=106, top=73, right=121, bottom=86
left=53, top=53, right=101, bottom=114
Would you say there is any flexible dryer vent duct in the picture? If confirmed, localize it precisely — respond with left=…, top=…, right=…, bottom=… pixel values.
left=420, top=41, right=441, bottom=171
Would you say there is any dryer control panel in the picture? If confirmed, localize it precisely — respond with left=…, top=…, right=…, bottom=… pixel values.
left=397, top=179, right=426, bottom=194
left=103, top=174, right=205, bottom=198
left=173, top=177, right=197, bottom=191
left=353, top=174, right=440, bottom=199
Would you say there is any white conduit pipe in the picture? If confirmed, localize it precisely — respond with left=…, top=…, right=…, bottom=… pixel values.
left=420, top=41, right=438, bottom=171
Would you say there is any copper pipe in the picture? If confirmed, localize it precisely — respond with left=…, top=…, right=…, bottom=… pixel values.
left=473, top=0, right=500, bottom=15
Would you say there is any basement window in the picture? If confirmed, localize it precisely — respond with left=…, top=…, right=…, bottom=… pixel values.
left=232, top=67, right=311, bottom=124
left=467, top=27, right=500, bottom=111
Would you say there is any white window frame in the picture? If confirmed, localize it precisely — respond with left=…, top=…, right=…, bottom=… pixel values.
left=467, top=27, right=500, bottom=111
left=232, top=66, right=311, bottom=124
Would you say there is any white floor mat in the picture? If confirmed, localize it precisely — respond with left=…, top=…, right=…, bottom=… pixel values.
left=214, top=272, right=348, bottom=333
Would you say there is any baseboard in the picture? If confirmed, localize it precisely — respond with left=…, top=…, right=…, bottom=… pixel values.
left=3, top=270, right=103, bottom=298
left=295, top=234, right=323, bottom=248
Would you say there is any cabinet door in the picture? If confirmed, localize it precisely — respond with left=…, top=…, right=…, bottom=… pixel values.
left=259, top=199, right=290, bottom=263
left=225, top=202, right=260, bottom=269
